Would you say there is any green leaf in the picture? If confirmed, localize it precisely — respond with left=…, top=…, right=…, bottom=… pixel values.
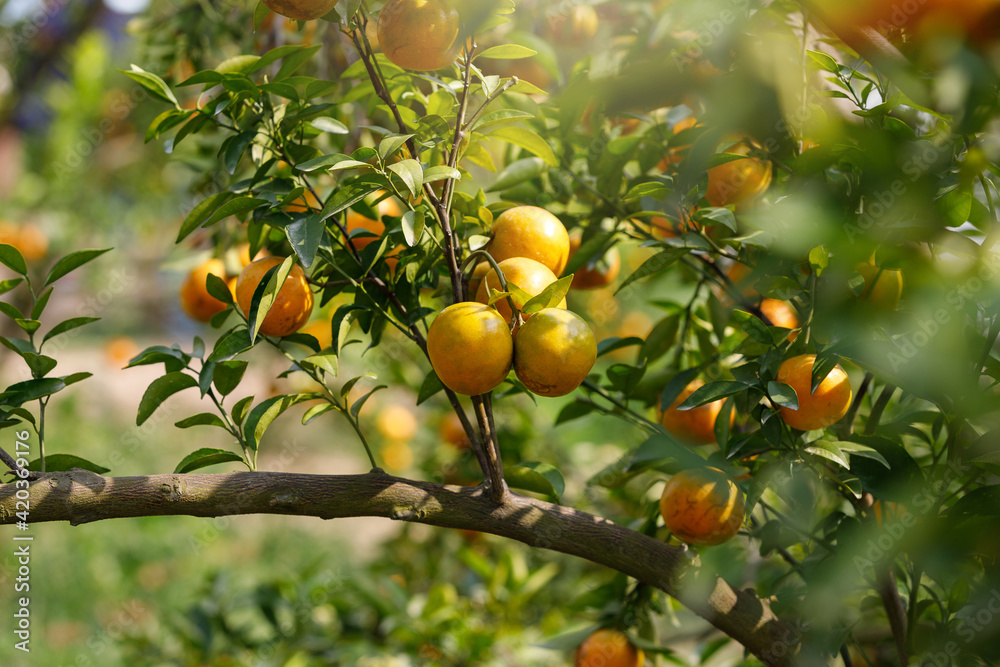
left=243, top=393, right=318, bottom=451
left=388, top=159, right=423, bottom=198
left=311, top=117, right=349, bottom=134
left=596, top=336, right=645, bottom=357
left=521, top=276, right=572, bottom=315
left=232, top=395, right=255, bottom=425
left=205, top=273, right=234, bottom=305
left=42, top=317, right=100, bottom=345
left=694, top=207, right=737, bottom=233
left=43, top=249, right=112, bottom=287
left=29, top=287, right=53, bottom=319
left=561, top=231, right=616, bottom=276
left=22, top=352, right=57, bottom=377
left=555, top=398, right=597, bottom=425
left=350, top=385, right=387, bottom=419
left=417, top=370, right=444, bottom=405
left=488, top=126, right=558, bottom=166
left=136, top=372, right=199, bottom=425
left=766, top=381, right=799, bottom=410
left=733, top=309, right=774, bottom=345
left=0, top=244, right=27, bottom=275
left=423, top=165, right=461, bottom=183
left=175, top=413, right=228, bottom=429
left=302, top=402, right=337, bottom=424
left=177, top=192, right=234, bottom=242
left=476, top=44, right=537, bottom=60
left=378, top=134, right=414, bottom=160
left=28, top=454, right=109, bottom=474
left=401, top=209, right=424, bottom=247
left=487, top=157, right=546, bottom=192
left=829, top=440, right=891, bottom=469
left=677, top=381, right=747, bottom=410
left=200, top=196, right=270, bottom=230
left=0, top=277, right=24, bottom=298
left=247, top=257, right=295, bottom=342
left=808, top=245, right=829, bottom=277
left=0, top=377, right=67, bottom=405
left=471, top=109, right=536, bottom=133
left=0, top=302, right=23, bottom=322
left=174, top=448, right=244, bottom=473
left=121, top=65, right=178, bottom=105
left=507, top=462, right=565, bottom=502
left=301, top=350, right=338, bottom=375
left=624, top=182, right=670, bottom=200
left=216, top=54, right=261, bottom=75
left=807, top=49, right=839, bottom=73
left=804, top=440, right=849, bottom=468
left=15, top=319, right=41, bottom=334
left=615, top=249, right=686, bottom=295
left=210, top=327, right=255, bottom=362
left=213, top=360, right=248, bottom=396
left=285, top=213, right=325, bottom=269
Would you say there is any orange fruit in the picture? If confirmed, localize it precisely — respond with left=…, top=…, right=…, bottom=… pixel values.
left=758, top=298, right=799, bottom=341
left=660, top=379, right=734, bottom=446
left=262, top=0, right=336, bottom=21
left=0, top=221, right=48, bottom=261
left=380, top=440, right=414, bottom=472
left=235, top=257, right=315, bottom=337
left=344, top=193, right=403, bottom=252
left=659, top=467, right=745, bottom=546
left=487, top=206, right=571, bottom=276
left=705, top=137, right=772, bottom=208
left=236, top=242, right=269, bottom=268
left=180, top=258, right=232, bottom=323
left=657, top=115, right=699, bottom=170
left=439, top=411, right=470, bottom=449
left=575, top=628, right=645, bottom=667
left=776, top=354, right=853, bottom=431
left=854, top=261, right=903, bottom=310
left=300, top=318, right=333, bottom=348
left=568, top=232, right=621, bottom=289
left=513, top=308, right=596, bottom=397
left=547, top=5, right=599, bottom=44
left=376, top=404, right=419, bottom=441
left=474, top=257, right=567, bottom=326
left=466, top=261, right=491, bottom=299
left=377, top=0, right=461, bottom=71
left=815, top=0, right=1000, bottom=46
left=426, top=302, right=513, bottom=396
left=104, top=336, right=140, bottom=368
left=286, top=189, right=321, bottom=213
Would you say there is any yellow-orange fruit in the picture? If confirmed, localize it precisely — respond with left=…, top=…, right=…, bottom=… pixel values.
left=575, top=628, right=645, bottom=667
left=706, top=138, right=772, bottom=207
left=660, top=467, right=745, bottom=546
left=513, top=308, right=596, bottom=397
left=855, top=261, right=904, bottom=310
left=180, top=259, right=231, bottom=322
left=377, top=0, right=461, bottom=71
left=235, top=257, right=314, bottom=337
left=426, top=302, right=513, bottom=396
left=776, top=354, right=853, bottom=431
left=660, top=379, right=734, bottom=445
left=759, top=298, right=800, bottom=341
left=487, top=206, right=571, bottom=276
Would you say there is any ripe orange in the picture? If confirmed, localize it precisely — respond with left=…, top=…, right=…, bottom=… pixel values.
left=426, top=302, right=514, bottom=396
left=466, top=261, right=491, bottom=299
left=180, top=258, right=232, bottom=323
left=660, top=467, right=745, bottom=546
left=285, top=188, right=322, bottom=213
left=815, top=0, right=1000, bottom=46
left=474, top=257, right=567, bottom=326
left=657, top=115, right=699, bottom=170
left=547, top=5, right=599, bottom=45
left=758, top=298, right=799, bottom=341
left=705, top=138, right=772, bottom=208
left=104, top=335, right=140, bottom=368
left=377, top=0, right=461, bottom=71
left=380, top=440, right=414, bottom=472
left=262, top=0, right=336, bottom=21
left=776, top=354, right=853, bottom=431
left=376, top=404, right=419, bottom=441
left=487, top=206, right=571, bottom=276
left=568, top=232, right=621, bottom=289
left=344, top=193, right=403, bottom=252
left=236, top=242, right=269, bottom=268
left=235, top=257, right=315, bottom=337
left=575, top=628, right=645, bottom=667
left=0, top=221, right=48, bottom=261
left=513, top=308, right=596, bottom=397
left=854, top=261, right=903, bottom=310
left=660, top=379, right=734, bottom=446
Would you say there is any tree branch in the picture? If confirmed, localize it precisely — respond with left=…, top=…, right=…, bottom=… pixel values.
left=0, top=470, right=809, bottom=665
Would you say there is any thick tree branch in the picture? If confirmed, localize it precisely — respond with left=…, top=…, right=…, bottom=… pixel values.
left=0, top=470, right=814, bottom=666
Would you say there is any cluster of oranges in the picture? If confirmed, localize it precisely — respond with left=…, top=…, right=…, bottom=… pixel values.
left=427, top=206, right=598, bottom=398
left=179, top=245, right=315, bottom=338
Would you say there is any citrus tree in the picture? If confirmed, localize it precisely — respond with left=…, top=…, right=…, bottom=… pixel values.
left=3, top=0, right=1000, bottom=665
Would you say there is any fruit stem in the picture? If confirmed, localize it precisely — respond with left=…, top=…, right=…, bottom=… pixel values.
left=581, top=379, right=662, bottom=433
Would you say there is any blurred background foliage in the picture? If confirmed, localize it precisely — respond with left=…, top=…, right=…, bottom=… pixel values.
left=0, top=0, right=999, bottom=665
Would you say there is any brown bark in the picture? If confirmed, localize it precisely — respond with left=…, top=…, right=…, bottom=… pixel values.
left=0, top=469, right=815, bottom=665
